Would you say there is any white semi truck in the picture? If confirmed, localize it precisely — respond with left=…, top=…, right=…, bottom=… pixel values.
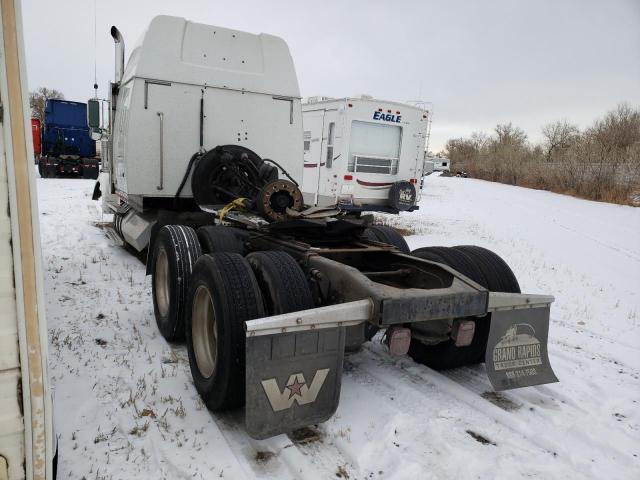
left=301, top=96, right=429, bottom=213
left=0, top=0, right=56, bottom=478
left=91, top=15, right=557, bottom=440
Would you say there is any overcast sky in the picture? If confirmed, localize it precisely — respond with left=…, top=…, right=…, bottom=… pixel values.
left=21, top=0, right=640, bottom=152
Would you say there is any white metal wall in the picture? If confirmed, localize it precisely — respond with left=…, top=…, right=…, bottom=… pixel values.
left=0, top=102, right=25, bottom=480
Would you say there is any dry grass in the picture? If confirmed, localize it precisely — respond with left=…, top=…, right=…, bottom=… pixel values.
left=446, top=104, right=640, bottom=206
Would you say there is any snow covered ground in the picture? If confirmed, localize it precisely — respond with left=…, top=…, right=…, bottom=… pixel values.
left=39, top=175, right=640, bottom=479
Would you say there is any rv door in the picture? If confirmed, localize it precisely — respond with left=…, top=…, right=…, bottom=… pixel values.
left=316, top=110, right=340, bottom=205
left=301, top=110, right=324, bottom=205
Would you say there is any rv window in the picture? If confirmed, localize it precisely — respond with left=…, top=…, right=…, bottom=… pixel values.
left=303, top=130, right=311, bottom=153
left=326, top=122, right=335, bottom=168
left=348, top=120, right=401, bottom=174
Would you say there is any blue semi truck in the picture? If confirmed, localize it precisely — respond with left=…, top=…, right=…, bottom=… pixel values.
left=37, top=99, right=99, bottom=178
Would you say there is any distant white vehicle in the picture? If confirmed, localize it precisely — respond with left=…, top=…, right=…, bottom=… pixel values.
left=423, top=159, right=435, bottom=175
left=302, top=96, right=429, bottom=212
left=429, top=157, right=451, bottom=172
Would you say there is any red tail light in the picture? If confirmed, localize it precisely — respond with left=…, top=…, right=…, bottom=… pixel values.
left=409, top=178, right=417, bottom=184
left=344, top=174, right=353, bottom=181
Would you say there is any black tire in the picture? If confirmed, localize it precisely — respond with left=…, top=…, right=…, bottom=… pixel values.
left=191, top=145, right=265, bottom=207
left=196, top=226, right=248, bottom=255
left=363, top=225, right=410, bottom=254
left=151, top=225, right=202, bottom=341
left=258, top=161, right=278, bottom=183
left=82, top=159, right=99, bottom=179
left=454, top=246, right=520, bottom=293
left=185, top=253, right=265, bottom=411
left=412, top=246, right=487, bottom=287
left=408, top=245, right=519, bottom=370
left=388, top=181, right=416, bottom=211
left=364, top=323, right=380, bottom=342
left=246, top=251, right=314, bottom=315
left=362, top=224, right=410, bottom=340
left=45, top=164, right=57, bottom=178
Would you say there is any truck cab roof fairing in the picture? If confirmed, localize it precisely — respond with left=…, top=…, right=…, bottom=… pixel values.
left=120, top=16, right=300, bottom=98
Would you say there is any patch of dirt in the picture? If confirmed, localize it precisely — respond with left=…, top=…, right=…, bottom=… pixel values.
left=466, top=430, right=496, bottom=446
left=289, top=426, right=323, bottom=445
left=481, top=391, right=520, bottom=411
left=335, top=464, right=350, bottom=478
left=255, top=451, right=275, bottom=463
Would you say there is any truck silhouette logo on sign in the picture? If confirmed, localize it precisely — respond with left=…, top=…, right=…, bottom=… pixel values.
left=261, top=369, right=330, bottom=412
left=492, top=323, right=542, bottom=371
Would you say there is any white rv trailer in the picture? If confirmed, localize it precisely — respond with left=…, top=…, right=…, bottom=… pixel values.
left=0, top=0, right=55, bottom=478
left=95, top=16, right=304, bottom=250
left=302, top=96, right=429, bottom=212
left=429, top=156, right=451, bottom=172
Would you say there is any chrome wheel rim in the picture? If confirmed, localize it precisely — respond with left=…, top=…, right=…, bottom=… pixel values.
left=192, top=285, right=218, bottom=378
left=154, top=247, right=170, bottom=317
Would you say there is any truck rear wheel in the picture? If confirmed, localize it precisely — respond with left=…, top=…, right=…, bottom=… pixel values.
left=41, top=161, right=57, bottom=178
left=82, top=159, right=99, bottom=179
left=361, top=224, right=410, bottom=341
left=246, top=251, right=314, bottom=315
left=363, top=225, right=410, bottom=254
left=151, top=225, right=202, bottom=342
left=196, top=226, right=248, bottom=255
left=455, top=246, right=520, bottom=293
left=408, top=245, right=520, bottom=370
left=185, top=253, right=265, bottom=411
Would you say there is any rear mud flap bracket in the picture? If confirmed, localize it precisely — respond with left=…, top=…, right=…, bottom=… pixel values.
left=485, top=306, right=558, bottom=391
left=245, top=327, right=346, bottom=439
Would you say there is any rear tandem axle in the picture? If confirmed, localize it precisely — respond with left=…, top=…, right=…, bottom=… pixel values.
left=146, top=217, right=558, bottom=439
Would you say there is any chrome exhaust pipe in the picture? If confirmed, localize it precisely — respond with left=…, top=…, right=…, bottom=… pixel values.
left=110, top=26, right=125, bottom=83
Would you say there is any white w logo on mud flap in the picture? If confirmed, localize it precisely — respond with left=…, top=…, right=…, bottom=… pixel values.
left=261, top=369, right=330, bottom=412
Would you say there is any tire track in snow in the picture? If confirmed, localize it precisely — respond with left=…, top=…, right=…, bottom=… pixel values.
left=356, top=345, right=639, bottom=476
left=439, top=360, right=640, bottom=465
left=553, top=221, right=640, bottom=263
left=165, top=341, right=338, bottom=480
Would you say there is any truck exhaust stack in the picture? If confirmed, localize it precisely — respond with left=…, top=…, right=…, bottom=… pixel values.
left=110, top=26, right=124, bottom=83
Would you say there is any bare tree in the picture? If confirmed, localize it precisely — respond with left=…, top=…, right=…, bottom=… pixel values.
left=29, top=87, right=64, bottom=121
left=588, top=103, right=640, bottom=154
left=494, top=123, right=527, bottom=148
left=541, top=120, right=579, bottom=162
left=442, top=104, right=639, bottom=204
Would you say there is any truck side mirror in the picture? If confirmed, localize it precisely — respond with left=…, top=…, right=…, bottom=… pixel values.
left=87, top=99, right=100, bottom=129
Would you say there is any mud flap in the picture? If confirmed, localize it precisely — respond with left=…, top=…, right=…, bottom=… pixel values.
left=245, top=327, right=345, bottom=439
left=485, top=306, right=558, bottom=391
